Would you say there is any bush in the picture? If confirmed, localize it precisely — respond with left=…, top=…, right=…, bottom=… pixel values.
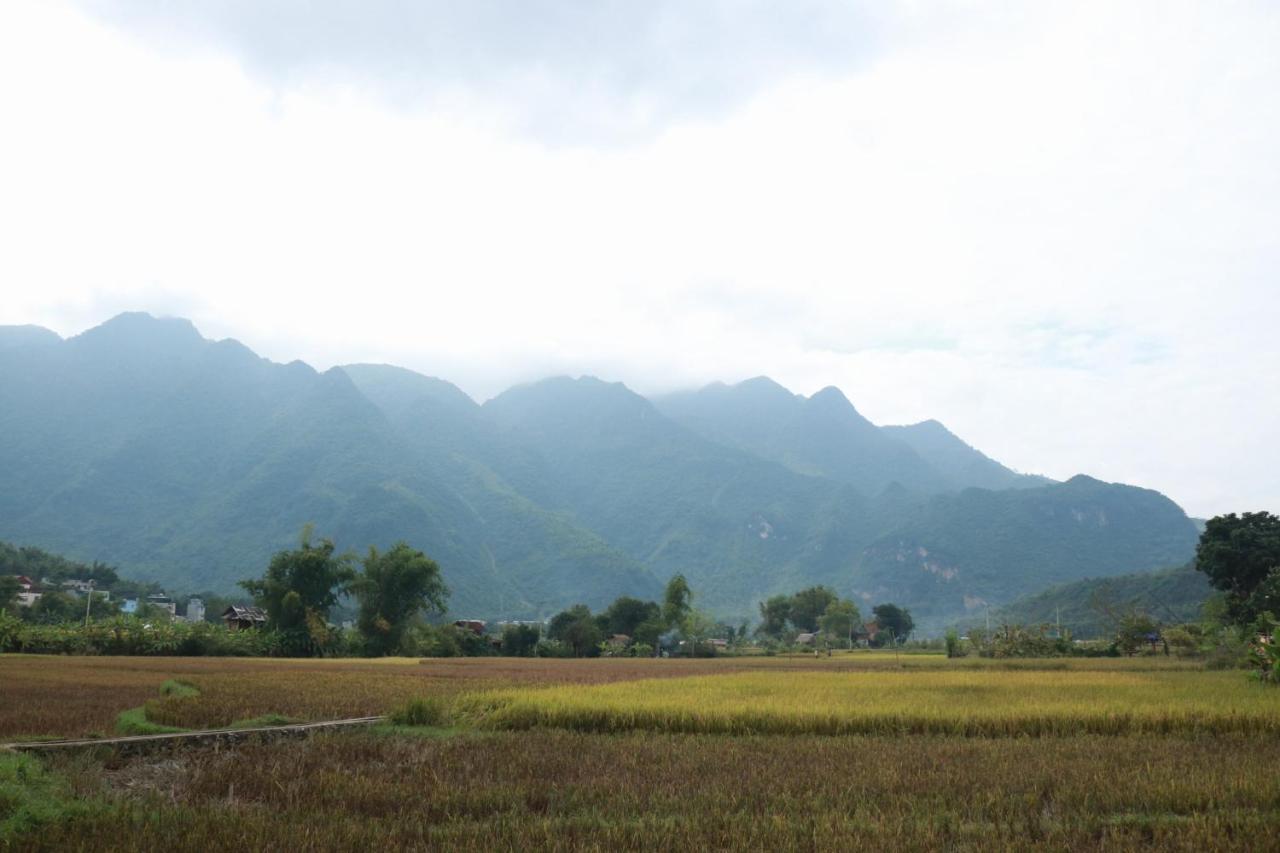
left=944, top=630, right=963, bottom=658
left=389, top=697, right=449, bottom=727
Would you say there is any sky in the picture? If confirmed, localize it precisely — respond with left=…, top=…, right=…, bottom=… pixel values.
left=0, top=1, right=1276, bottom=519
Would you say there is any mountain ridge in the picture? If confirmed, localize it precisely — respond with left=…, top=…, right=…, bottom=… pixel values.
left=0, top=313, right=1200, bottom=630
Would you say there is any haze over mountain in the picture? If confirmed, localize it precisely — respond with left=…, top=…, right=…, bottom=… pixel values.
left=0, top=314, right=1201, bottom=629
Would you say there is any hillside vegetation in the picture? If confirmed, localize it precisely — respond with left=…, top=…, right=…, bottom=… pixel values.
left=0, top=314, right=1200, bottom=627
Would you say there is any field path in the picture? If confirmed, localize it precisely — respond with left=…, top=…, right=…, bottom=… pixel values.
left=1, top=715, right=384, bottom=754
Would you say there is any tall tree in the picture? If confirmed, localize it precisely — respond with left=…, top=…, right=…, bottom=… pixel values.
left=354, top=542, right=449, bottom=657
left=1195, top=512, right=1280, bottom=625
left=599, top=596, right=660, bottom=637
left=789, top=586, right=838, bottom=632
left=663, top=574, right=692, bottom=628
left=548, top=604, right=603, bottom=656
left=758, top=595, right=793, bottom=638
left=819, top=599, right=862, bottom=648
left=240, top=525, right=356, bottom=656
left=680, top=609, right=717, bottom=657
left=872, top=603, right=914, bottom=644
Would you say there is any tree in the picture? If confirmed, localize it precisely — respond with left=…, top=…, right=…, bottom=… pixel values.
left=353, top=542, right=449, bottom=657
left=500, top=623, right=541, bottom=657
left=599, top=596, right=660, bottom=637
left=757, top=595, right=793, bottom=638
left=872, top=603, right=914, bottom=644
left=819, top=599, right=862, bottom=648
left=789, top=586, right=839, bottom=633
left=548, top=604, right=603, bottom=657
left=24, top=591, right=81, bottom=624
left=0, top=575, right=18, bottom=612
left=1114, top=610, right=1160, bottom=656
left=239, top=525, right=356, bottom=656
left=663, top=574, right=692, bottom=628
left=1195, top=512, right=1280, bottom=625
left=680, top=609, right=717, bottom=657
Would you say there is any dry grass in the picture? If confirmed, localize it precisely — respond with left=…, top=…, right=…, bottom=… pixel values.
left=25, top=730, right=1280, bottom=851
left=1, top=653, right=874, bottom=738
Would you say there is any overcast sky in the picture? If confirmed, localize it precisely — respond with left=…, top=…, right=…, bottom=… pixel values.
left=1, top=1, right=1277, bottom=518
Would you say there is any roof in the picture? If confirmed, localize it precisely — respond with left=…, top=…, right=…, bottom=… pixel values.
left=221, top=605, right=267, bottom=622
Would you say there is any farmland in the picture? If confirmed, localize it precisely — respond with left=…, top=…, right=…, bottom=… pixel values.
left=3, top=653, right=1280, bottom=850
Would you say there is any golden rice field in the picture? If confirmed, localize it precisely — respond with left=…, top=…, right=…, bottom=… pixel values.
left=463, top=668, right=1280, bottom=736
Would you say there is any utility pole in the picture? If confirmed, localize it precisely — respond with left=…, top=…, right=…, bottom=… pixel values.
left=83, top=579, right=94, bottom=627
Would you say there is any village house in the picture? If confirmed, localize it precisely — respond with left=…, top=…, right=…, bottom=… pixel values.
left=453, top=619, right=487, bottom=635
left=146, top=593, right=177, bottom=616
left=12, top=575, right=41, bottom=607
left=184, top=597, right=206, bottom=623
left=221, top=604, right=268, bottom=631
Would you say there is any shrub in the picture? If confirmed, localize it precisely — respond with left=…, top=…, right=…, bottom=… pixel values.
left=389, top=697, right=449, bottom=727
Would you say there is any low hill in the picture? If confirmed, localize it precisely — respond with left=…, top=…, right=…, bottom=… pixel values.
left=981, top=563, right=1214, bottom=638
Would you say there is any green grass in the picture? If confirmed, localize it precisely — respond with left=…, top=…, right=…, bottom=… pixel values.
left=226, top=714, right=300, bottom=730
left=0, top=753, right=96, bottom=840
left=113, top=707, right=188, bottom=736
left=157, top=679, right=200, bottom=699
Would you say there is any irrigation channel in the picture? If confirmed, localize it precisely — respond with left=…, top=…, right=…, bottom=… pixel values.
left=1, top=716, right=385, bottom=756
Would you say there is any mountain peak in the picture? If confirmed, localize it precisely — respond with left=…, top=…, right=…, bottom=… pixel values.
left=0, top=324, right=61, bottom=350
left=72, top=312, right=205, bottom=353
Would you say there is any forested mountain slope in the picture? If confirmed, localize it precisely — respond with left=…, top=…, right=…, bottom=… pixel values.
left=0, top=314, right=1200, bottom=629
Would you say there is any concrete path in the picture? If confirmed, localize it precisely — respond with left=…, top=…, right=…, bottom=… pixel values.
left=2, top=715, right=385, bottom=754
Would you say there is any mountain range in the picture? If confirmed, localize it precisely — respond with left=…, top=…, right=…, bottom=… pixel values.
left=0, top=313, right=1201, bottom=631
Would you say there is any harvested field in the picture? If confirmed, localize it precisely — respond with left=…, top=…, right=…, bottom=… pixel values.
left=23, top=730, right=1280, bottom=851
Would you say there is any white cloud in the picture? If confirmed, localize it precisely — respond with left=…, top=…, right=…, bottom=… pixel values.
left=0, top=0, right=1276, bottom=518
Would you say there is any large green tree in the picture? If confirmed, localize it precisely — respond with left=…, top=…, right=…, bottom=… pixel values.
left=599, top=596, right=660, bottom=637
left=662, top=574, right=692, bottom=628
left=757, top=595, right=793, bottom=638
left=872, top=603, right=914, bottom=644
left=240, top=525, right=356, bottom=656
left=789, top=586, right=839, bottom=632
left=548, top=604, right=603, bottom=656
left=353, top=542, right=449, bottom=657
left=819, top=599, right=862, bottom=648
left=1195, top=512, right=1280, bottom=625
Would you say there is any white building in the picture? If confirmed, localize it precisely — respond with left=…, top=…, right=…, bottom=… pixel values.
left=185, top=597, right=206, bottom=624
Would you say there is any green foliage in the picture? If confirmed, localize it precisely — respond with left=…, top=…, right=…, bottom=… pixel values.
left=0, top=753, right=97, bottom=840
left=407, top=623, right=496, bottom=658
left=990, top=562, right=1212, bottom=639
left=240, top=525, right=356, bottom=656
left=818, top=599, right=861, bottom=647
left=872, top=603, right=914, bottom=644
left=788, top=586, right=838, bottom=632
left=353, top=542, right=448, bottom=657
left=679, top=610, right=717, bottom=657
left=757, top=595, right=793, bottom=638
left=1114, top=611, right=1161, bottom=656
left=0, top=615, right=285, bottom=656
left=1194, top=511, right=1280, bottom=625
left=599, top=596, right=660, bottom=637
left=389, top=697, right=450, bottom=727
left=662, top=575, right=692, bottom=628
left=944, top=629, right=963, bottom=658
left=548, top=604, right=603, bottom=657
left=499, top=624, right=541, bottom=657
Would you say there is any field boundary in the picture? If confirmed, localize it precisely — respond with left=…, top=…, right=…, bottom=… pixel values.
left=1, top=715, right=384, bottom=755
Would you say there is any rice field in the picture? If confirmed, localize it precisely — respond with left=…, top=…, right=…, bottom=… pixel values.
left=3, top=652, right=1280, bottom=850
left=462, top=668, right=1280, bottom=736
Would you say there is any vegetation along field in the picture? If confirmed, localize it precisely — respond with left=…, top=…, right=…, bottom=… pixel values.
left=4, top=652, right=1280, bottom=850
